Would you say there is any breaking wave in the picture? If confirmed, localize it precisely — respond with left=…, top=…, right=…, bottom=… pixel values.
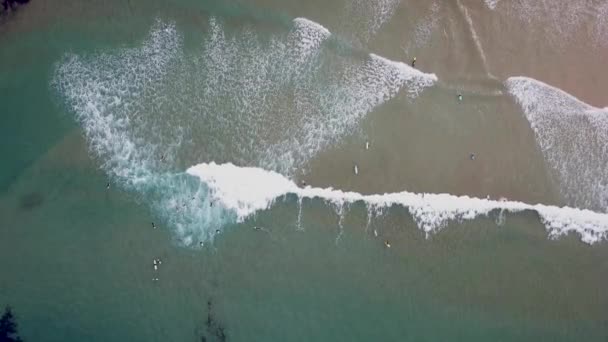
left=506, top=76, right=608, bottom=213
left=187, top=162, right=608, bottom=245
left=52, top=18, right=437, bottom=244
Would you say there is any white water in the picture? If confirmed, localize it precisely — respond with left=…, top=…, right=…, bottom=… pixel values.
left=53, top=17, right=608, bottom=247
left=506, top=76, right=608, bottom=213
left=53, top=18, right=437, bottom=245
left=484, top=0, right=501, bottom=10
left=188, top=162, right=608, bottom=245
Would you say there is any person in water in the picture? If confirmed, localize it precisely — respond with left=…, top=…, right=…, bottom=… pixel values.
left=411, top=57, right=417, bottom=68
left=458, top=94, right=463, bottom=102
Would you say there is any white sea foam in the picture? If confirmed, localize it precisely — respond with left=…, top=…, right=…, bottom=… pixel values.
left=289, top=18, right=331, bottom=64
left=506, top=76, right=608, bottom=213
left=52, top=18, right=437, bottom=244
left=343, top=0, right=400, bottom=44
left=484, top=0, right=501, bottom=10
left=405, top=1, right=441, bottom=53
left=187, top=162, right=608, bottom=245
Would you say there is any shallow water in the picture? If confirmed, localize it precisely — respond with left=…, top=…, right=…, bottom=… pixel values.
left=1, top=0, right=607, bottom=341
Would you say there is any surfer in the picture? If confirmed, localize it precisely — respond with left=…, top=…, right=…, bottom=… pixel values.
left=300, top=180, right=307, bottom=187
left=106, top=182, right=110, bottom=190
left=365, top=141, right=370, bottom=150
left=152, top=222, right=156, bottom=229
left=384, top=240, right=391, bottom=248
left=458, top=94, right=463, bottom=102
left=411, top=57, right=417, bottom=68
left=354, top=164, right=359, bottom=175
left=469, top=153, right=476, bottom=160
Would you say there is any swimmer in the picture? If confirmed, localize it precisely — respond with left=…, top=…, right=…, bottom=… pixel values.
left=384, top=240, right=391, bottom=248
left=354, top=164, right=359, bottom=175
left=469, top=153, right=476, bottom=160
left=365, top=141, right=370, bottom=150
left=411, top=57, right=417, bottom=68
left=458, top=94, right=463, bottom=102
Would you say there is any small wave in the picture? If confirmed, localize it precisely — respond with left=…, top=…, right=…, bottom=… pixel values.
left=187, top=162, right=608, bottom=245
left=506, top=76, right=608, bottom=213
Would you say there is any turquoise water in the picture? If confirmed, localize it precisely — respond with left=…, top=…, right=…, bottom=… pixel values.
left=1, top=0, right=608, bottom=341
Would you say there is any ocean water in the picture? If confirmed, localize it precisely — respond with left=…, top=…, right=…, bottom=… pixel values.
left=1, top=0, right=608, bottom=341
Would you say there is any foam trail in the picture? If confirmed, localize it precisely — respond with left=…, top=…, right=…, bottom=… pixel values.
left=506, top=77, right=608, bottom=213
left=187, top=163, right=608, bottom=245
left=455, top=0, right=492, bottom=76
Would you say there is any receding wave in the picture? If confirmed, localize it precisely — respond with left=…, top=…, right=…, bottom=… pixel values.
left=52, top=18, right=436, bottom=244
left=188, top=162, right=608, bottom=245
left=506, top=77, right=608, bottom=213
